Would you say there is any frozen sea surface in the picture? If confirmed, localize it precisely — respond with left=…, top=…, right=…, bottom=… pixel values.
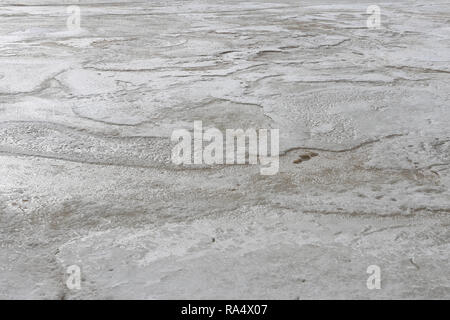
left=0, top=0, right=449, bottom=299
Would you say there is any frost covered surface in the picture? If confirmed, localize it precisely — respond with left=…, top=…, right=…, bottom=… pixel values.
left=0, top=0, right=449, bottom=299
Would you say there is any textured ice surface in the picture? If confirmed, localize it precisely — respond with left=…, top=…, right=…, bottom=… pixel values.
left=0, top=0, right=449, bottom=299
